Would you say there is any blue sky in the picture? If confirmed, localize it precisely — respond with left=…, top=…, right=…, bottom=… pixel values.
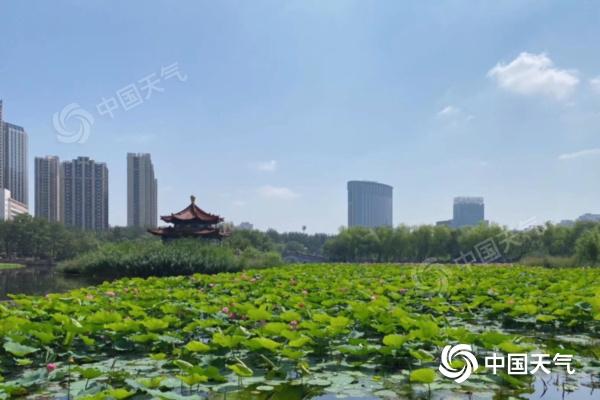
left=2, top=0, right=600, bottom=233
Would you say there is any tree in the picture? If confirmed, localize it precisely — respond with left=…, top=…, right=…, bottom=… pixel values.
left=575, top=228, right=600, bottom=265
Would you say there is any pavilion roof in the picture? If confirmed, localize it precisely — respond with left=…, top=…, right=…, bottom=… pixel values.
left=161, top=195, right=223, bottom=224
left=148, top=226, right=228, bottom=239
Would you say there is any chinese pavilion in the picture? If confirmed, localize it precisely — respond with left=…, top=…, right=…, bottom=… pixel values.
left=148, top=195, right=228, bottom=241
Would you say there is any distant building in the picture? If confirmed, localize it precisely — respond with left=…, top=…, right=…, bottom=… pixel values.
left=453, top=197, right=484, bottom=228
left=127, top=153, right=157, bottom=228
left=35, top=156, right=62, bottom=222
left=436, top=219, right=453, bottom=227
left=558, top=219, right=575, bottom=227
left=0, top=188, right=28, bottom=221
left=577, top=213, right=600, bottom=223
left=0, top=100, right=28, bottom=206
left=237, top=222, right=254, bottom=230
left=62, top=157, right=109, bottom=230
left=347, top=181, right=393, bottom=228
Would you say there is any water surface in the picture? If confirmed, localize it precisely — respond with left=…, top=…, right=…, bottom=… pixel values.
left=0, top=264, right=101, bottom=300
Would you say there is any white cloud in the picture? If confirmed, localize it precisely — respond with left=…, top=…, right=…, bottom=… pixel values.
left=436, top=105, right=474, bottom=124
left=488, top=52, right=579, bottom=100
left=437, top=105, right=460, bottom=117
left=253, top=160, right=278, bottom=172
left=558, top=148, right=600, bottom=161
left=591, top=77, right=600, bottom=93
left=258, top=185, right=299, bottom=200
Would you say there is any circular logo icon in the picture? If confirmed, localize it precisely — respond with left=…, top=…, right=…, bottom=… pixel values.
left=53, top=103, right=95, bottom=144
left=439, top=344, right=479, bottom=383
left=411, top=257, right=450, bottom=294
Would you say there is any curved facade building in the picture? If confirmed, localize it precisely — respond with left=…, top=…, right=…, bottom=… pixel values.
left=347, top=181, right=393, bottom=228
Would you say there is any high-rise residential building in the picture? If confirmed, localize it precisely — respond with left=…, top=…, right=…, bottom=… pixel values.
left=35, top=156, right=62, bottom=222
left=452, top=197, right=484, bottom=228
left=127, top=153, right=157, bottom=228
left=0, top=100, right=29, bottom=206
left=0, top=189, right=28, bottom=221
left=62, top=156, right=109, bottom=230
left=347, top=180, right=393, bottom=228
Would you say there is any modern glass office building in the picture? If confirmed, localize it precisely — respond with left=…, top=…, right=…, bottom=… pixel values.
left=347, top=180, right=393, bottom=228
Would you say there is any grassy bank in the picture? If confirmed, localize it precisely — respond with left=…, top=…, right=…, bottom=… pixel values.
left=0, top=263, right=24, bottom=270
left=57, top=239, right=282, bottom=278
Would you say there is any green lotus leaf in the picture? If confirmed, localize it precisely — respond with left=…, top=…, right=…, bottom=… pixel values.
left=3, top=341, right=38, bottom=357
left=227, top=363, right=253, bottom=377
left=245, top=337, right=281, bottom=351
left=142, top=318, right=169, bottom=332
left=409, top=368, right=436, bottom=384
left=247, top=306, right=272, bottom=321
left=184, top=340, right=210, bottom=353
left=176, top=373, right=207, bottom=386
left=279, top=310, right=302, bottom=322
left=382, top=334, right=406, bottom=348
left=75, top=367, right=103, bottom=380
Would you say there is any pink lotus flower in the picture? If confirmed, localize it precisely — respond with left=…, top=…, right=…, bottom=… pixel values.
left=46, top=363, right=57, bottom=372
left=105, top=291, right=116, bottom=297
left=85, top=294, right=94, bottom=300
left=302, top=290, right=308, bottom=296
left=222, top=307, right=230, bottom=314
left=289, top=320, right=299, bottom=330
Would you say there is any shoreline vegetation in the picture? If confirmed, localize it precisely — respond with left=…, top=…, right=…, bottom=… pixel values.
left=2, top=214, right=600, bottom=278
left=0, top=263, right=24, bottom=270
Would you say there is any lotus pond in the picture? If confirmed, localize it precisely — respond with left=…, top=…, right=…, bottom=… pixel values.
left=0, top=264, right=599, bottom=399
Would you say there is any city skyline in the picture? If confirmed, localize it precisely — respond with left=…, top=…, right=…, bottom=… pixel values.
left=13, top=132, right=600, bottom=232
left=2, top=2, right=600, bottom=232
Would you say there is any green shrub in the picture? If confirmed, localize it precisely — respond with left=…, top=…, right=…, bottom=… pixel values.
left=57, top=239, right=268, bottom=278
left=519, top=255, right=577, bottom=268
left=58, top=240, right=242, bottom=278
left=238, top=247, right=283, bottom=270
